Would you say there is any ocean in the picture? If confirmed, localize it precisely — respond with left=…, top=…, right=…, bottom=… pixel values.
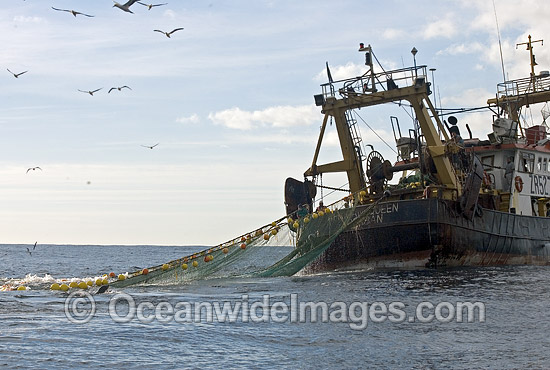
left=1, top=243, right=549, bottom=369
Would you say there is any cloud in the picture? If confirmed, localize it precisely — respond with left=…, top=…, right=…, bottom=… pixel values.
left=208, top=105, right=320, bottom=130
left=422, top=17, right=458, bottom=40
left=381, top=28, right=407, bottom=40
left=13, top=16, right=44, bottom=24
left=176, top=113, right=200, bottom=124
left=315, top=62, right=366, bottom=82
left=436, top=42, right=485, bottom=56
left=440, top=87, right=493, bottom=107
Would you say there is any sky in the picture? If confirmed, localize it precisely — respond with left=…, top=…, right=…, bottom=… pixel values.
left=1, top=0, right=550, bottom=246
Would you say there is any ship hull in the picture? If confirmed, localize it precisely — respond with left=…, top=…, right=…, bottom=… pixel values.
left=305, top=198, right=550, bottom=273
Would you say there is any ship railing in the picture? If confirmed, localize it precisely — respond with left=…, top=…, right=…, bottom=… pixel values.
left=495, top=73, right=550, bottom=100
left=320, top=65, right=429, bottom=100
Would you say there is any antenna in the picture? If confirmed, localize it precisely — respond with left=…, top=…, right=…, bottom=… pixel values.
left=516, top=34, right=543, bottom=91
left=492, top=0, right=506, bottom=83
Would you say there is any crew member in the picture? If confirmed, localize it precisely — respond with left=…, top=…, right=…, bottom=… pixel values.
left=504, top=156, right=514, bottom=192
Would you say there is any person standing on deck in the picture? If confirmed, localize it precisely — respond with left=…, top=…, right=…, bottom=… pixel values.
left=504, top=156, right=514, bottom=192
left=297, top=204, right=308, bottom=219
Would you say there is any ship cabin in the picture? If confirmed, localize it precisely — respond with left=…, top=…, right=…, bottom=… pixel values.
left=470, top=121, right=550, bottom=217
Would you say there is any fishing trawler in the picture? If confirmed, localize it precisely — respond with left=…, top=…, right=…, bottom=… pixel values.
left=285, top=37, right=550, bottom=271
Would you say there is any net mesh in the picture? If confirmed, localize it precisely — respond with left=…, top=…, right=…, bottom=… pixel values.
left=110, top=192, right=384, bottom=288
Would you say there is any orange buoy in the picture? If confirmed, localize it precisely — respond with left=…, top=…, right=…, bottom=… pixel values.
left=263, top=233, right=270, bottom=240
left=222, top=247, right=229, bottom=254
left=240, top=243, right=246, bottom=250
left=109, top=272, right=116, bottom=278
left=514, top=176, right=523, bottom=192
left=142, top=268, right=149, bottom=275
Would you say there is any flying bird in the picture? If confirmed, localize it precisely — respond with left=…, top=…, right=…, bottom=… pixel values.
left=78, top=88, right=103, bottom=96
left=26, top=167, right=42, bottom=173
left=51, top=7, right=94, bottom=17
left=113, top=0, right=140, bottom=13
left=141, top=143, right=159, bottom=149
left=26, top=247, right=32, bottom=257
left=137, top=2, right=168, bottom=10
left=33, top=241, right=37, bottom=250
left=154, top=28, right=184, bottom=38
left=7, top=69, right=28, bottom=78
left=108, top=86, right=132, bottom=93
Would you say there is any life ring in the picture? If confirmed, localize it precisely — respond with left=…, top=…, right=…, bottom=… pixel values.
left=482, top=171, right=492, bottom=186
left=514, top=176, right=523, bottom=192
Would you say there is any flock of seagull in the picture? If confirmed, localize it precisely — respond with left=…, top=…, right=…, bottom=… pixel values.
left=51, top=1, right=169, bottom=17
left=15, top=1, right=170, bottom=177
left=50, top=1, right=183, bottom=37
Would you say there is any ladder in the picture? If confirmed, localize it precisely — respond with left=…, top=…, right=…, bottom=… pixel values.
left=345, top=110, right=366, bottom=162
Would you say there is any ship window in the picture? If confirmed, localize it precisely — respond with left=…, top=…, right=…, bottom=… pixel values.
left=544, top=158, right=548, bottom=172
left=520, top=152, right=535, bottom=173
left=537, top=157, right=542, bottom=171
left=481, top=155, right=494, bottom=170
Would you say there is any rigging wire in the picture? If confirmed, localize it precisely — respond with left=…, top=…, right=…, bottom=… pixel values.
left=352, top=110, right=399, bottom=156
left=492, top=0, right=507, bottom=83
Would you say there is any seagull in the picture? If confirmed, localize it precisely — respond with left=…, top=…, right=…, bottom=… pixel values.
left=26, top=167, right=42, bottom=173
left=7, top=69, right=28, bottom=78
left=51, top=7, right=94, bottom=17
left=113, top=0, right=140, bottom=13
left=141, top=143, right=159, bottom=149
left=33, top=241, right=37, bottom=250
left=108, top=86, right=132, bottom=93
left=154, top=28, right=184, bottom=38
left=26, top=247, right=32, bottom=257
left=78, top=88, right=103, bottom=96
left=137, top=2, right=168, bottom=10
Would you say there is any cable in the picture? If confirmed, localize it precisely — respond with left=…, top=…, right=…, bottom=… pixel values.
left=353, top=111, right=399, bottom=156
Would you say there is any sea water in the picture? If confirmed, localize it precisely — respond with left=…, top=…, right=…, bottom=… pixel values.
left=1, top=244, right=549, bottom=369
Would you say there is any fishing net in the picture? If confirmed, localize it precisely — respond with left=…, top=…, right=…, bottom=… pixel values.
left=110, top=191, right=386, bottom=288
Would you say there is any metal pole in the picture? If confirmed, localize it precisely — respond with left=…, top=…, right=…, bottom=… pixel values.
left=411, top=47, right=418, bottom=78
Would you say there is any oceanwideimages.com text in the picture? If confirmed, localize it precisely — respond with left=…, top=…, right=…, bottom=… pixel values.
left=65, top=292, right=486, bottom=330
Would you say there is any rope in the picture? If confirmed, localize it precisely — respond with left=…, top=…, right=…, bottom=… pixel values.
left=315, top=183, right=350, bottom=193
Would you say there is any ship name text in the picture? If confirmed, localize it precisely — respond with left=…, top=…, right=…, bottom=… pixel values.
left=529, top=174, right=550, bottom=196
left=366, top=202, right=399, bottom=223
